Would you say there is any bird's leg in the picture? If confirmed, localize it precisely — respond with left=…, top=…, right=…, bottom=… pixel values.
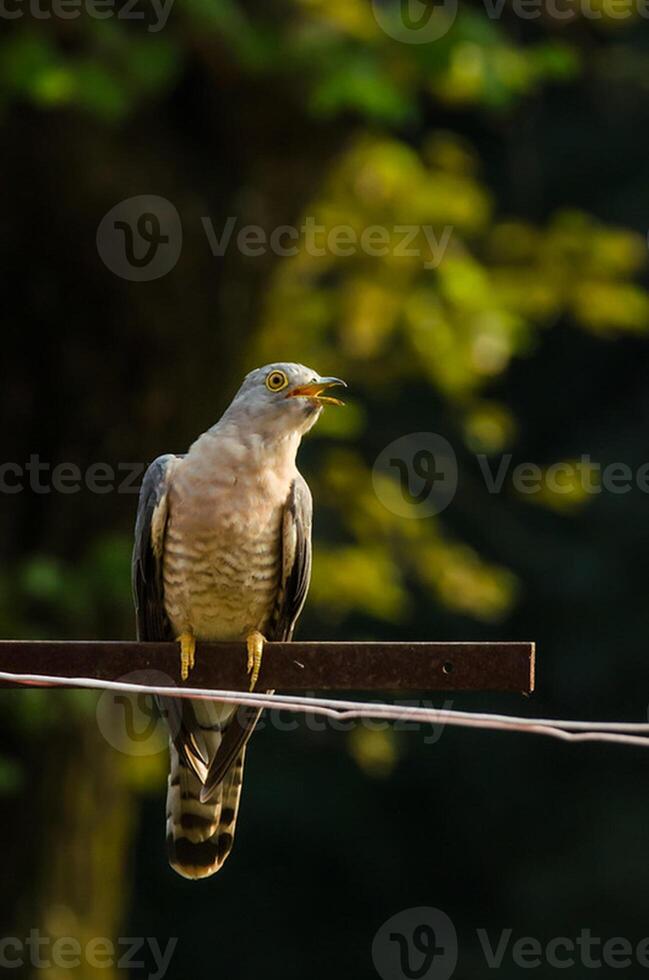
left=246, top=631, right=265, bottom=691
left=177, top=632, right=196, bottom=682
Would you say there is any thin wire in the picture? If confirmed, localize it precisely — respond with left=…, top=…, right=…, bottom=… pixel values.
left=2, top=668, right=649, bottom=750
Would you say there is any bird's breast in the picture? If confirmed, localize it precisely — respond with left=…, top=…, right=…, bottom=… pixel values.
left=162, top=472, right=284, bottom=641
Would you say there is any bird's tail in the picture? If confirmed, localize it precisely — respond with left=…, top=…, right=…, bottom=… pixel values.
left=165, top=702, right=245, bottom=880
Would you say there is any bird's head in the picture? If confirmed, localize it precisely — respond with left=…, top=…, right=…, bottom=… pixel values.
left=224, top=362, right=346, bottom=439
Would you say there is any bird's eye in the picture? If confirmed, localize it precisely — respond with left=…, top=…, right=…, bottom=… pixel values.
left=265, top=370, right=289, bottom=392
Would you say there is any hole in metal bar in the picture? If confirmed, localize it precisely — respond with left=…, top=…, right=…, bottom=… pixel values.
left=442, top=661, right=454, bottom=675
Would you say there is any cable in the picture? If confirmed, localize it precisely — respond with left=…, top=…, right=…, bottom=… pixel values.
left=2, top=668, right=648, bottom=750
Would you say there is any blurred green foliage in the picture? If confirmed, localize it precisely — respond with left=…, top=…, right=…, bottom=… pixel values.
left=255, top=134, right=647, bottom=620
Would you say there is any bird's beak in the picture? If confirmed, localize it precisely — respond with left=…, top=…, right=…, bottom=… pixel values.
left=286, top=378, right=347, bottom=406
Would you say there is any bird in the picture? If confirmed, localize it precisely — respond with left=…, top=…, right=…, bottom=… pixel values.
left=132, top=363, right=346, bottom=879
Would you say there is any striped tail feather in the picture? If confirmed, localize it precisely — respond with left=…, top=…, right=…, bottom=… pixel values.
left=165, top=699, right=245, bottom=879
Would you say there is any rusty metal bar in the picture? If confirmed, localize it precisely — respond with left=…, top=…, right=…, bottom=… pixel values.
left=0, top=640, right=535, bottom=693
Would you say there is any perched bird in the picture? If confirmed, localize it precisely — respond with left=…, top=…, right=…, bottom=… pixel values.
left=132, top=363, right=345, bottom=879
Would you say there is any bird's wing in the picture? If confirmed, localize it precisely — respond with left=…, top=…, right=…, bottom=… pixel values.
left=269, top=472, right=313, bottom=642
left=200, top=473, right=313, bottom=799
left=132, top=453, right=176, bottom=644
left=132, top=453, right=209, bottom=778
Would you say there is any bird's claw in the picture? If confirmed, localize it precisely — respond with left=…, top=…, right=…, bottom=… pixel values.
left=246, top=631, right=265, bottom=691
left=178, top=632, right=196, bottom=682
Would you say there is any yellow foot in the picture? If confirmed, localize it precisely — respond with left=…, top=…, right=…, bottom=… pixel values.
left=177, top=632, right=196, bottom=682
left=246, top=631, right=265, bottom=691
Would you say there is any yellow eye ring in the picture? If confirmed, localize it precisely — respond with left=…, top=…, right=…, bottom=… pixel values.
left=265, top=370, right=289, bottom=392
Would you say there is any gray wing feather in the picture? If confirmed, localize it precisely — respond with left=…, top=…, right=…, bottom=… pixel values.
left=200, top=474, right=313, bottom=799
left=270, top=473, right=313, bottom=642
left=132, top=454, right=176, bottom=643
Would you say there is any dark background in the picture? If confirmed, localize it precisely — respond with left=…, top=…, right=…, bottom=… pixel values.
left=2, top=1, right=649, bottom=977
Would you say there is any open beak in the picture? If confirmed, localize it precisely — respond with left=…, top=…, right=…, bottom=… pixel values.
left=286, top=377, right=347, bottom=407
